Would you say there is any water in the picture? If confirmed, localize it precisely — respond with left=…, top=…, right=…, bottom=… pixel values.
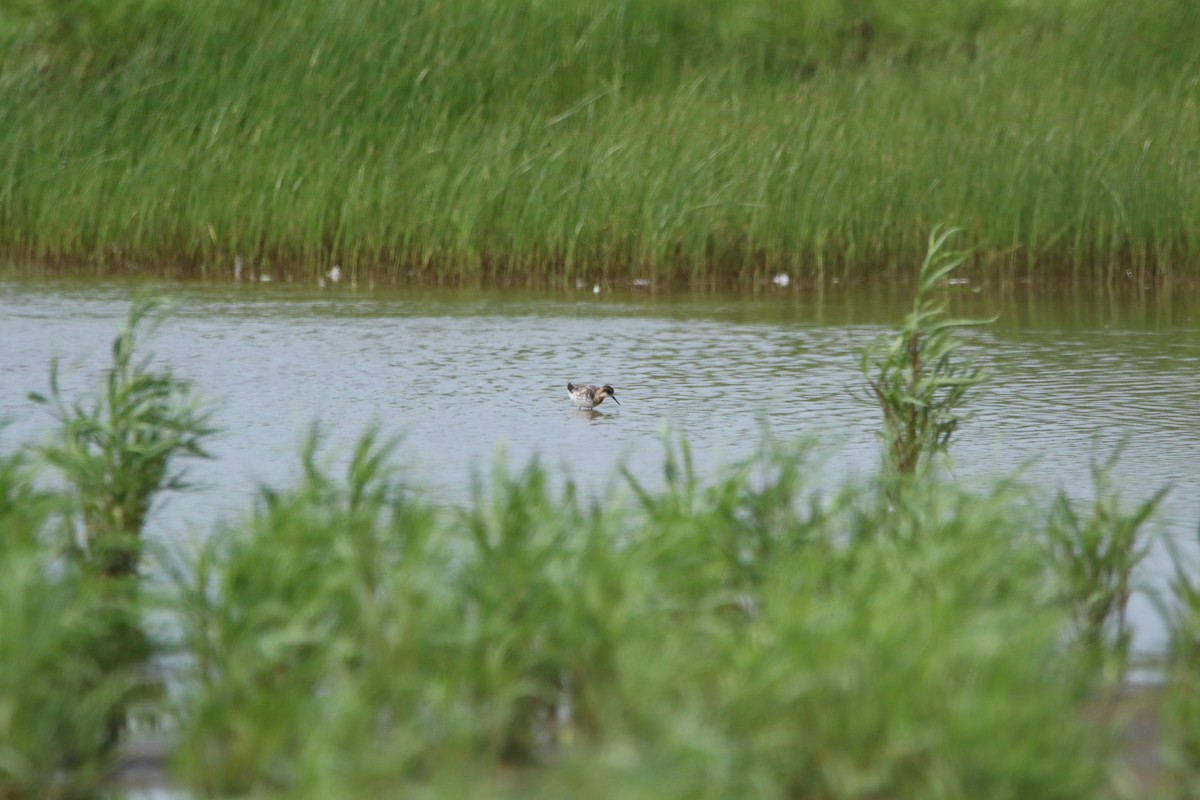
left=1, top=278, right=1198, bottom=655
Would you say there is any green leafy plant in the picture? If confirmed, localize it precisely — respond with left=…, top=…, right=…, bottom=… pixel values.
left=861, top=225, right=994, bottom=477
left=0, top=446, right=133, bottom=797
left=170, top=434, right=1123, bottom=799
left=1044, top=447, right=1165, bottom=680
left=1156, top=526, right=1200, bottom=796
left=29, top=296, right=215, bottom=750
left=541, top=465, right=1114, bottom=800
left=31, top=295, right=214, bottom=577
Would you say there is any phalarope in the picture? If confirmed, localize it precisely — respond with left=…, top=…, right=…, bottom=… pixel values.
left=566, top=382, right=620, bottom=409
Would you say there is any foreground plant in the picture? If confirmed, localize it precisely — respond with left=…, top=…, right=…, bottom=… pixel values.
left=1158, top=527, right=1200, bottom=796
left=1045, top=447, right=1165, bottom=679
left=0, top=447, right=131, bottom=797
left=561, top=479, right=1114, bottom=800
left=174, top=430, right=447, bottom=794
left=174, top=432, right=635, bottom=793
left=172, top=434, right=1121, bottom=799
left=31, top=296, right=214, bottom=575
left=29, top=296, right=215, bottom=748
left=861, top=225, right=993, bottom=477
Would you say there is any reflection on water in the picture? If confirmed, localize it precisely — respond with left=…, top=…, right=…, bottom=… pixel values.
left=1, top=279, right=1198, bottom=653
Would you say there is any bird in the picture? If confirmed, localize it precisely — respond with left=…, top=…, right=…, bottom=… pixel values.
left=567, top=382, right=620, bottom=409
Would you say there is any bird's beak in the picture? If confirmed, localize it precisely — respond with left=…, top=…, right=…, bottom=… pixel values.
left=610, top=395, right=620, bottom=405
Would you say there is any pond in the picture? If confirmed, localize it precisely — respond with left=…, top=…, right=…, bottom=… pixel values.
left=1, top=277, right=1197, bottom=657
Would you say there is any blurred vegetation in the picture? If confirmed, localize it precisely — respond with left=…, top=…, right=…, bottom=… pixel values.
left=0, top=447, right=134, bottom=797
left=1160, top=528, right=1200, bottom=797
left=171, top=434, right=1118, bottom=799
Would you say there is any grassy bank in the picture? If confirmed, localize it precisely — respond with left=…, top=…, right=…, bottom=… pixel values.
left=1, top=0, right=1198, bottom=284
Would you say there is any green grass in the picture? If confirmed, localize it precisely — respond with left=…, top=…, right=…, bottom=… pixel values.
left=1, top=0, right=1198, bottom=283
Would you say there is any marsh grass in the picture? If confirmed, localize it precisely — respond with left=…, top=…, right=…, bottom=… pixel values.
left=1, top=0, right=1198, bottom=282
